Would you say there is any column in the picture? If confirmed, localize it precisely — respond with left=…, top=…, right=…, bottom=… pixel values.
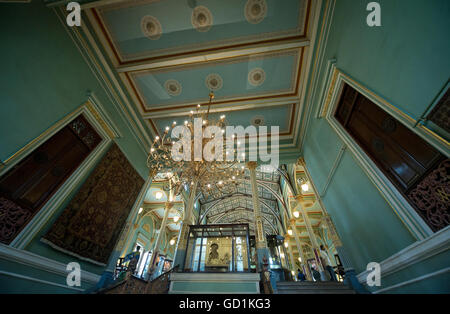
left=247, top=161, right=269, bottom=272
left=148, top=201, right=172, bottom=279
left=285, top=235, right=296, bottom=280
left=290, top=219, right=312, bottom=281
left=173, top=179, right=198, bottom=271
left=295, top=195, right=327, bottom=281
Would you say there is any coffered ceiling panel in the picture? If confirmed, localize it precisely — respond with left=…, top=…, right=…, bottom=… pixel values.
left=129, top=49, right=302, bottom=112
left=95, top=0, right=310, bottom=62
left=152, top=103, right=294, bottom=137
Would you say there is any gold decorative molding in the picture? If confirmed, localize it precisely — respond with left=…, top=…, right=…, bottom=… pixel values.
left=165, top=202, right=174, bottom=210
left=297, top=157, right=305, bottom=166
left=85, top=100, right=117, bottom=139
left=320, top=67, right=339, bottom=117
left=246, top=161, right=258, bottom=170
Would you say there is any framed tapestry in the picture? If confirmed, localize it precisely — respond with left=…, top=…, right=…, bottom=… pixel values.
left=41, top=143, right=144, bottom=265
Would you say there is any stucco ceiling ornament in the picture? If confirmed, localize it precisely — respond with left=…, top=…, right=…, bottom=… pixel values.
left=141, top=15, right=162, bottom=40
left=245, top=0, right=267, bottom=24
left=248, top=68, right=266, bottom=86
left=205, top=73, right=223, bottom=91
left=191, top=6, right=213, bottom=32
left=251, top=115, right=265, bottom=127
left=164, top=79, right=182, bottom=96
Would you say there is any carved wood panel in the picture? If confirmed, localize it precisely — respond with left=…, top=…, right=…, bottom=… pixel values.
left=0, top=114, right=101, bottom=244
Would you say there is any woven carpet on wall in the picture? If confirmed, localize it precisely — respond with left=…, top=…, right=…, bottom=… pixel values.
left=41, top=143, right=144, bottom=266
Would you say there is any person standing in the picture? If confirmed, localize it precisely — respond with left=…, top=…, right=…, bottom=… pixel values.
left=320, top=245, right=337, bottom=281
left=297, top=268, right=306, bottom=281
left=311, top=265, right=321, bottom=281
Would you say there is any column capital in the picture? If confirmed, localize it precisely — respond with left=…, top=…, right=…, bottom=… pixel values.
left=295, top=194, right=304, bottom=202
left=165, top=202, right=174, bottom=210
left=246, top=161, right=258, bottom=170
left=289, top=218, right=297, bottom=225
left=149, top=168, right=158, bottom=178
left=297, top=157, right=305, bottom=166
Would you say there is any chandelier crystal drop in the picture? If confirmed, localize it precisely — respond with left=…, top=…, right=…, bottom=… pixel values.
left=147, top=92, right=245, bottom=197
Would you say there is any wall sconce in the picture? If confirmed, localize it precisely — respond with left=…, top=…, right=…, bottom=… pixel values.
left=297, top=178, right=309, bottom=192
left=301, top=183, right=309, bottom=192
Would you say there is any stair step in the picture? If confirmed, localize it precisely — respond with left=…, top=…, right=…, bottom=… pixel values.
left=277, top=287, right=353, bottom=291
left=275, top=281, right=356, bottom=294
left=277, top=281, right=346, bottom=285
left=277, top=290, right=356, bottom=294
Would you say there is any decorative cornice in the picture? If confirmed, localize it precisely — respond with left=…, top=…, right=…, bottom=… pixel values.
left=298, top=0, right=336, bottom=154
left=53, top=6, right=152, bottom=155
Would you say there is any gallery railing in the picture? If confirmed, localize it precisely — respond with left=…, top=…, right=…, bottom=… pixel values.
left=98, top=265, right=179, bottom=294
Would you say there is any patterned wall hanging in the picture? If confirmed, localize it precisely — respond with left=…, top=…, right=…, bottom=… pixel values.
left=41, top=143, right=144, bottom=265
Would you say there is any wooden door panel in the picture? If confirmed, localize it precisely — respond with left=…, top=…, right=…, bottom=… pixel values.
left=0, top=114, right=101, bottom=244
left=347, top=114, right=418, bottom=189
left=335, top=83, right=449, bottom=232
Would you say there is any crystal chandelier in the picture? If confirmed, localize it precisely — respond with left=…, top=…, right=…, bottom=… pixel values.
left=147, top=92, right=245, bottom=197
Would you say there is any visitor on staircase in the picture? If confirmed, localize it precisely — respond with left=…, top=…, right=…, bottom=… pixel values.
left=320, top=245, right=337, bottom=281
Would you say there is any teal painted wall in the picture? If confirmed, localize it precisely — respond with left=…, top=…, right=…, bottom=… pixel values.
left=0, top=1, right=149, bottom=177
left=0, top=1, right=149, bottom=293
left=325, top=0, right=450, bottom=120
left=302, top=0, right=450, bottom=293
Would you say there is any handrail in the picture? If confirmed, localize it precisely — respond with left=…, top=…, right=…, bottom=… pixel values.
left=150, top=265, right=179, bottom=283
left=146, top=265, right=179, bottom=294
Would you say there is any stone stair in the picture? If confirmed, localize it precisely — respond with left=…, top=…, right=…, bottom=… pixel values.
left=276, top=281, right=356, bottom=294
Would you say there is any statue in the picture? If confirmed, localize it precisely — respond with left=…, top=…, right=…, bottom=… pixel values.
left=208, top=243, right=219, bottom=264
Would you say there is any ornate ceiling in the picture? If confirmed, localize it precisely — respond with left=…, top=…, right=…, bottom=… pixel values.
left=57, top=0, right=324, bottom=240
left=68, top=0, right=321, bottom=161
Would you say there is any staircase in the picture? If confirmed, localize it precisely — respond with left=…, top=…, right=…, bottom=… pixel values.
left=96, top=266, right=178, bottom=294
left=276, top=281, right=356, bottom=294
